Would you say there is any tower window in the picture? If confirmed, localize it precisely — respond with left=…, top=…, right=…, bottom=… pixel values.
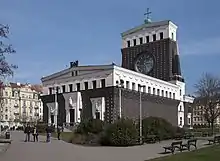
left=160, top=32, right=163, bottom=39
left=132, top=83, right=135, bottom=90
left=127, top=41, right=130, bottom=47
left=133, top=39, right=136, bottom=46
left=101, top=79, right=106, bottom=88
left=49, top=87, right=52, bottom=95
left=84, top=82, right=88, bottom=90
left=153, top=34, right=156, bottom=41
left=153, top=88, right=156, bottom=95
left=171, top=33, right=174, bottom=39
left=62, top=85, right=66, bottom=93
left=76, top=83, right=80, bottom=91
left=146, top=36, right=149, bottom=43
left=92, top=80, right=97, bottom=89
left=139, top=37, right=143, bottom=44
left=69, top=84, right=73, bottom=92
left=126, top=81, right=129, bottom=89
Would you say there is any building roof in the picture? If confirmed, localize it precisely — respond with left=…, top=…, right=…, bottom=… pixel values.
left=121, top=20, right=177, bottom=37
left=5, top=82, right=43, bottom=93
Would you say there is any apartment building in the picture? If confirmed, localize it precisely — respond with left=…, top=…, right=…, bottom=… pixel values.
left=0, top=82, right=43, bottom=128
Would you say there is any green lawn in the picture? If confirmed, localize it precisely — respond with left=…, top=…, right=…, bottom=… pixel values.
left=149, top=145, right=220, bottom=161
left=40, top=132, right=73, bottom=143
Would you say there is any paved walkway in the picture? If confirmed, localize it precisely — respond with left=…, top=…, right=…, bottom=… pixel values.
left=0, top=131, right=211, bottom=161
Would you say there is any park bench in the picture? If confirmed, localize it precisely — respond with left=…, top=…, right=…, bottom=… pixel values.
left=174, top=133, right=183, bottom=140
left=0, top=139, right=12, bottom=144
left=144, top=135, right=160, bottom=143
left=208, top=135, right=220, bottom=144
left=181, top=139, right=197, bottom=151
left=163, top=141, right=182, bottom=154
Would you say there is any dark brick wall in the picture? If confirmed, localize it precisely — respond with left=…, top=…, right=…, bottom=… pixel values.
left=41, top=86, right=181, bottom=126
left=121, top=38, right=178, bottom=82
left=114, top=87, right=180, bottom=126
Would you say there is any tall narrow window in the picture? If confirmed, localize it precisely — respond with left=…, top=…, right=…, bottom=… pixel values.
left=92, top=80, right=97, bottom=89
left=160, top=32, right=163, bottom=39
left=62, top=85, right=65, bottom=93
left=84, top=82, right=88, bottom=90
left=165, top=91, right=168, bottom=97
left=127, top=40, right=130, bottom=47
left=69, top=84, right=73, bottom=92
left=153, top=34, right=156, bottom=41
left=148, top=87, right=151, bottom=93
left=180, top=117, right=183, bottom=126
left=126, top=81, right=129, bottom=89
left=49, top=87, right=52, bottom=95
left=71, top=71, right=74, bottom=76
left=153, top=88, right=156, bottom=95
left=161, top=90, right=164, bottom=97
left=133, top=39, right=136, bottom=46
left=75, top=71, right=78, bottom=76
left=146, top=36, right=149, bottom=43
left=101, top=79, right=105, bottom=88
left=138, top=84, right=141, bottom=91
left=132, top=83, right=135, bottom=90
left=173, top=93, right=175, bottom=99
left=171, top=32, right=174, bottom=39
left=180, top=89, right=182, bottom=96
left=157, top=89, right=160, bottom=95
left=76, top=83, right=80, bottom=91
left=169, top=92, right=172, bottom=98
left=139, top=37, right=143, bottom=44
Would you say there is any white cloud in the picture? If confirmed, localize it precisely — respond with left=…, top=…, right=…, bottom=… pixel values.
left=180, top=37, right=220, bottom=55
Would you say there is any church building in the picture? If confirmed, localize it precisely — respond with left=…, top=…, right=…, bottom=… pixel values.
left=41, top=11, right=194, bottom=128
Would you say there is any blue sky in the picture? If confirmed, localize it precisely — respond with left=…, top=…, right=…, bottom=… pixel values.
left=1, top=0, right=220, bottom=94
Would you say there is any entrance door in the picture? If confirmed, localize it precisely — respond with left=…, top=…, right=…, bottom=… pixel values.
left=95, top=111, right=100, bottom=120
left=51, top=115, right=54, bottom=124
left=70, top=109, right=75, bottom=123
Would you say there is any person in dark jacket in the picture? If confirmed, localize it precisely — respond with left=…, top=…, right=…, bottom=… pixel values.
left=24, top=124, right=31, bottom=142
left=32, top=126, right=39, bottom=142
left=45, top=126, right=52, bottom=142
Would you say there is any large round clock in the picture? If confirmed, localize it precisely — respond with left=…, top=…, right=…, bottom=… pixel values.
left=134, top=52, right=154, bottom=74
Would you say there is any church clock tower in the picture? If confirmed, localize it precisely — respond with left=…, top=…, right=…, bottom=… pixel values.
left=121, top=9, right=184, bottom=82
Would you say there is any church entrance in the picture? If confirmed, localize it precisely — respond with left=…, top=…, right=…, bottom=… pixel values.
left=70, top=109, right=75, bottom=123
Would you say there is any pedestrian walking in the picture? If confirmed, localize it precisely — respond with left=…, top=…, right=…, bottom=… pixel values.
left=32, top=126, right=39, bottom=142
left=45, top=125, right=52, bottom=142
left=57, top=126, right=61, bottom=140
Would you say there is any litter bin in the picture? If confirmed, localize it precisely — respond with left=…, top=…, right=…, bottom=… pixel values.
left=5, top=132, right=10, bottom=139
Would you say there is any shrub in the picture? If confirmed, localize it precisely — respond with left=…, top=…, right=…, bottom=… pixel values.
left=142, top=117, right=175, bottom=140
left=75, top=119, right=104, bottom=135
left=100, top=119, right=139, bottom=146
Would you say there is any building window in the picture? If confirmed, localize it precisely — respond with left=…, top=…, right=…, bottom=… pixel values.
left=148, top=87, right=151, bottom=93
left=138, top=84, right=141, bottom=91
left=133, top=39, right=136, bottom=46
left=139, top=37, right=143, bottom=44
left=126, top=81, right=129, bottom=89
left=169, top=92, right=172, bottom=98
left=101, top=79, right=106, bottom=88
left=153, top=88, right=156, bottom=95
left=69, top=84, right=73, bottom=92
left=161, top=90, right=164, bottom=97
left=92, top=80, right=97, bottom=89
left=157, top=89, right=160, bottom=95
left=71, top=71, right=74, bottom=76
left=160, top=32, right=163, bottom=39
left=132, top=83, right=135, bottom=90
left=146, top=36, right=149, bottom=43
left=49, top=88, right=52, bottom=95
left=5, top=115, right=8, bottom=120
left=179, top=105, right=182, bottom=112
left=153, top=34, right=156, bottom=41
left=143, top=86, right=146, bottom=92
left=84, top=82, right=88, bottom=90
left=173, top=93, right=175, bottom=99
left=62, top=85, right=65, bottom=93
left=76, top=83, right=80, bottom=91
left=180, top=117, right=182, bottom=126
left=127, top=40, right=130, bottom=47
left=165, top=91, right=168, bottom=97
left=188, top=118, right=191, bottom=125
left=171, top=32, right=174, bottom=39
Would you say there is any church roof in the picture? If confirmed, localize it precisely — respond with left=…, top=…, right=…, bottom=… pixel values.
left=121, top=20, right=177, bottom=37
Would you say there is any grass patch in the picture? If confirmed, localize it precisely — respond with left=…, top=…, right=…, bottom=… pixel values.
left=149, top=145, right=220, bottom=161
left=40, top=132, right=73, bottom=142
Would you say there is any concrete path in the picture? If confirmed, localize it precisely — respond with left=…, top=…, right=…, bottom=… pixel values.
left=0, top=131, right=211, bottom=161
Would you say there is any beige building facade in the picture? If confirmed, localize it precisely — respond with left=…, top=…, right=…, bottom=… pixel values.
left=0, top=82, right=43, bottom=128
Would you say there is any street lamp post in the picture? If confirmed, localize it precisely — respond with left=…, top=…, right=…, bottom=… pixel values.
left=116, top=80, right=124, bottom=119
left=139, top=85, right=145, bottom=145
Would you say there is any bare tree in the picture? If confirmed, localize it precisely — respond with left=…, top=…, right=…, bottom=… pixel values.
left=0, top=24, right=17, bottom=131
left=194, top=73, right=220, bottom=134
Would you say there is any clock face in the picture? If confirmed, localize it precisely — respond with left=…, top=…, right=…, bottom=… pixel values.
left=134, top=53, right=154, bottom=74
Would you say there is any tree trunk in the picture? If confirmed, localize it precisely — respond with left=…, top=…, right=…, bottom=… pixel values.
left=211, top=121, right=214, bottom=136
